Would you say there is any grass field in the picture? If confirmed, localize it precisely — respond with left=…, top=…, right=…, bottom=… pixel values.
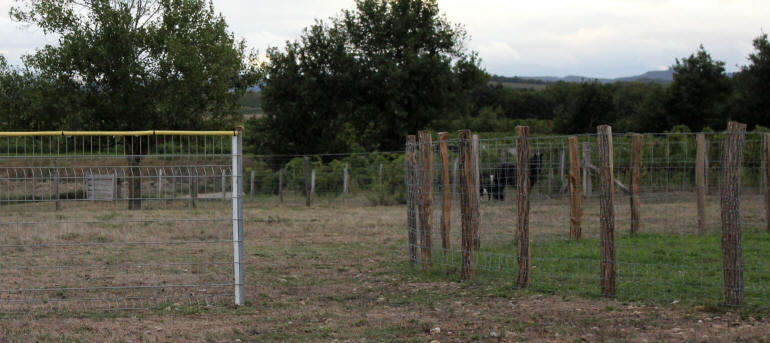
left=1, top=199, right=770, bottom=342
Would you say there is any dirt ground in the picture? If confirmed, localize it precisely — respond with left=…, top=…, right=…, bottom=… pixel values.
left=1, top=203, right=770, bottom=342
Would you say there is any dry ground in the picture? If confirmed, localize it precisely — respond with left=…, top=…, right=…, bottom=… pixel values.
left=1, top=202, right=770, bottom=342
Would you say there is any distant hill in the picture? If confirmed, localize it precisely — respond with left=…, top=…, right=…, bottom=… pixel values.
left=512, top=69, right=675, bottom=84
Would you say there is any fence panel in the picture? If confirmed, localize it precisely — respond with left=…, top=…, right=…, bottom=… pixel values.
left=405, top=128, right=769, bottom=307
left=0, top=131, right=244, bottom=312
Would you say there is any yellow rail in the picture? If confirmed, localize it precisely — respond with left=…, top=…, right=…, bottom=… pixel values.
left=0, top=130, right=240, bottom=137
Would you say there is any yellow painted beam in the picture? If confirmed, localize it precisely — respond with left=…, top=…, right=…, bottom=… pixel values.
left=0, top=130, right=239, bottom=137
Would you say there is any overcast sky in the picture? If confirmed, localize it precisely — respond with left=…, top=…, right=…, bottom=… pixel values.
left=1, top=0, right=767, bottom=78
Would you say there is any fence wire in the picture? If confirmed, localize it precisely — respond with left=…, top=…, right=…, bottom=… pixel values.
left=0, top=133, right=241, bottom=312
left=406, top=131, right=770, bottom=306
left=244, top=152, right=406, bottom=206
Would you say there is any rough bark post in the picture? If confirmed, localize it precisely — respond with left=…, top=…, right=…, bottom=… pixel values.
left=458, top=129, right=477, bottom=280
left=417, top=130, right=434, bottom=270
left=516, top=126, right=532, bottom=288
left=222, top=171, right=227, bottom=200
left=452, top=158, right=459, bottom=197
left=278, top=168, right=284, bottom=203
left=472, top=134, right=481, bottom=251
left=560, top=147, right=566, bottom=195
left=696, top=133, right=708, bottom=234
left=190, top=169, right=198, bottom=209
left=343, top=163, right=349, bottom=197
left=378, top=163, right=384, bottom=189
left=547, top=159, right=553, bottom=198
left=31, top=170, right=36, bottom=202
left=763, top=133, right=770, bottom=232
left=568, top=136, right=582, bottom=240
left=630, top=133, right=643, bottom=235
left=54, top=160, right=61, bottom=211
left=439, top=132, right=452, bottom=254
left=597, top=125, right=616, bottom=298
left=406, top=135, right=418, bottom=265
left=250, top=169, right=256, bottom=199
left=311, top=170, right=316, bottom=196
left=705, top=142, right=711, bottom=195
left=127, top=137, right=143, bottom=210
left=158, top=168, right=163, bottom=200
left=171, top=168, right=177, bottom=202
left=721, top=121, right=746, bottom=307
left=304, top=156, right=311, bottom=206
left=582, top=142, right=592, bottom=198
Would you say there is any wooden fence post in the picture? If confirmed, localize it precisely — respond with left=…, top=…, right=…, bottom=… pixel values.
left=278, top=168, right=284, bottom=203
left=597, top=125, right=616, bottom=298
left=304, top=156, right=311, bottom=206
left=417, top=130, right=434, bottom=270
left=472, top=134, right=481, bottom=251
left=250, top=169, right=256, bottom=199
left=158, top=168, right=163, bottom=200
left=406, top=135, right=418, bottom=265
left=560, top=147, right=567, bottom=195
left=458, top=129, right=478, bottom=280
left=516, top=126, right=531, bottom=288
left=439, top=132, right=452, bottom=254
left=568, top=136, right=582, bottom=240
left=190, top=169, right=198, bottom=208
left=171, top=169, right=176, bottom=202
left=630, top=133, right=643, bottom=234
left=452, top=158, right=459, bottom=197
left=31, top=170, right=36, bottom=202
left=696, top=133, right=708, bottom=234
left=343, top=163, right=349, bottom=197
left=763, top=133, right=770, bottom=232
left=582, top=142, right=592, bottom=197
left=721, top=121, right=746, bottom=306
left=54, top=160, right=61, bottom=211
left=311, top=169, right=316, bottom=196
left=221, top=171, right=226, bottom=200
left=705, top=142, right=711, bottom=195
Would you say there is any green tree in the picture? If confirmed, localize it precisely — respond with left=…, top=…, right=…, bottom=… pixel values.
left=612, top=82, right=668, bottom=133
left=10, top=0, right=259, bottom=208
left=254, top=0, right=485, bottom=155
left=665, top=45, right=732, bottom=131
left=732, top=34, right=770, bottom=128
left=553, top=81, right=615, bottom=134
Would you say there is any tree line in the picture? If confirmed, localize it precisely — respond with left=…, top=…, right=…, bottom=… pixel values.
left=1, top=0, right=768, bottom=158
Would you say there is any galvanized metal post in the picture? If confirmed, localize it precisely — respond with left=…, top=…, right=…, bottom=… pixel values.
left=232, top=127, right=245, bottom=306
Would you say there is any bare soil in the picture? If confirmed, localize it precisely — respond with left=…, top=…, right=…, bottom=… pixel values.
left=1, top=203, right=769, bottom=342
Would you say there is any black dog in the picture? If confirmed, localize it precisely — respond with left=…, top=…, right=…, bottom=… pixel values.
left=483, top=153, right=543, bottom=201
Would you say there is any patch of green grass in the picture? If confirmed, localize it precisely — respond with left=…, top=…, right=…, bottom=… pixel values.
left=410, top=231, right=770, bottom=310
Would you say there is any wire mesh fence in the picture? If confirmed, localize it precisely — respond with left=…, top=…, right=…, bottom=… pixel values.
left=244, top=152, right=406, bottom=206
left=0, top=131, right=244, bottom=312
left=406, top=126, right=770, bottom=307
